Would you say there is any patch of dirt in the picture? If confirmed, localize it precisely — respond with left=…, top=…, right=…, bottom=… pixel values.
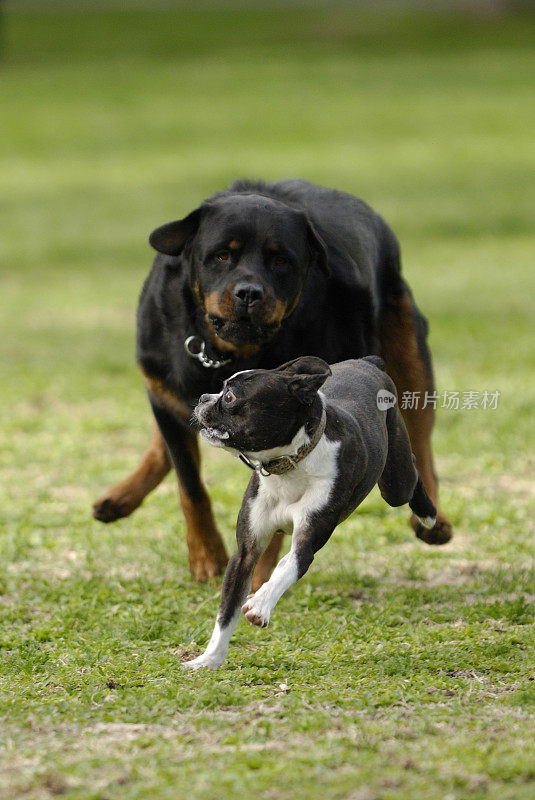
left=425, top=559, right=504, bottom=587
left=454, top=472, right=535, bottom=502
left=174, top=645, right=203, bottom=662
left=497, top=474, right=535, bottom=499
left=50, top=486, right=87, bottom=502
left=42, top=771, right=69, bottom=795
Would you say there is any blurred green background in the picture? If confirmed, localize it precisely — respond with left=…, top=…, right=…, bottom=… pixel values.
left=1, top=3, right=534, bottom=799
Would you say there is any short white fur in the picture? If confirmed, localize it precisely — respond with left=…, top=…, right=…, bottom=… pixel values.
left=247, top=429, right=340, bottom=538
left=182, top=613, right=241, bottom=671
left=182, top=430, right=340, bottom=670
left=242, top=549, right=300, bottom=628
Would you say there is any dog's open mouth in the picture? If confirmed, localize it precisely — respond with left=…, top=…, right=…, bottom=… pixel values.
left=200, top=426, right=230, bottom=444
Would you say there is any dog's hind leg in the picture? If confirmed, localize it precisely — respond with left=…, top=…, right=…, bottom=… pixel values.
left=380, top=288, right=452, bottom=544
left=378, top=404, right=420, bottom=509
left=378, top=404, right=438, bottom=537
left=409, top=475, right=438, bottom=538
left=93, top=422, right=171, bottom=523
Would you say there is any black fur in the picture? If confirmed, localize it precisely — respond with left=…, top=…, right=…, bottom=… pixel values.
left=136, top=179, right=414, bottom=407
left=95, top=178, right=444, bottom=578
left=191, top=357, right=436, bottom=659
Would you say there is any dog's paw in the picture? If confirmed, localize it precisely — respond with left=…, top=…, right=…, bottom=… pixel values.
left=188, top=548, right=228, bottom=583
left=92, top=496, right=132, bottom=523
left=242, top=597, right=270, bottom=628
left=411, top=512, right=453, bottom=545
left=182, top=653, right=225, bottom=671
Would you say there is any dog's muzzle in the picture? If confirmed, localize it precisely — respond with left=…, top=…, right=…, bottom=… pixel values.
left=194, top=394, right=230, bottom=444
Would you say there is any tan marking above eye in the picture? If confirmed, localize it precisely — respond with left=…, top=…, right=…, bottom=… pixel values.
left=228, top=240, right=240, bottom=250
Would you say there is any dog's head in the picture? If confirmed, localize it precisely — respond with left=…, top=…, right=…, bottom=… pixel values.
left=193, top=356, right=331, bottom=455
left=149, top=194, right=328, bottom=351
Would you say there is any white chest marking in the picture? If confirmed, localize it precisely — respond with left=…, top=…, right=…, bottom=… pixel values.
left=247, top=432, right=340, bottom=539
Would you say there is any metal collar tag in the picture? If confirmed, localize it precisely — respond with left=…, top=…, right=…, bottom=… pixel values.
left=238, top=454, right=272, bottom=477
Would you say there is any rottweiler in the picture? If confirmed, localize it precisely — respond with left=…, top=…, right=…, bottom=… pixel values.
left=93, top=179, right=452, bottom=588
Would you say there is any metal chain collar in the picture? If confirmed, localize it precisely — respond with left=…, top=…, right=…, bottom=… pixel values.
left=184, top=335, right=232, bottom=369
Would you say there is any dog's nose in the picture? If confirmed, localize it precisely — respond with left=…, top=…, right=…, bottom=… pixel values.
left=199, top=394, right=211, bottom=403
left=234, top=282, right=264, bottom=308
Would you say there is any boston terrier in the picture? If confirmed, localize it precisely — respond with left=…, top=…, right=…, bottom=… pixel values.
left=183, top=355, right=437, bottom=670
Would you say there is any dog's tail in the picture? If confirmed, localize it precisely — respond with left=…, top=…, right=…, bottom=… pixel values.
left=362, top=355, right=385, bottom=371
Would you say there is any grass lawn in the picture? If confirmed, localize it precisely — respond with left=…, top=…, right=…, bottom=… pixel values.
left=1, top=4, right=534, bottom=799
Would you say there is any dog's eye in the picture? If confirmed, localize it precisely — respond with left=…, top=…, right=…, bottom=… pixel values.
left=216, top=250, right=231, bottom=262
left=223, top=389, right=236, bottom=405
left=273, top=255, right=287, bottom=268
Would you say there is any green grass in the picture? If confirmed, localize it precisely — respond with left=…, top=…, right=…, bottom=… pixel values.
left=1, top=4, right=535, bottom=799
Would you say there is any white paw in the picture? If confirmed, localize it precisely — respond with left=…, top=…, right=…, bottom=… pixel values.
left=182, top=653, right=225, bottom=671
left=242, top=597, right=271, bottom=628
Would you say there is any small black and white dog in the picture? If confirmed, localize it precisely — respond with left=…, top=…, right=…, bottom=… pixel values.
left=183, top=355, right=436, bottom=670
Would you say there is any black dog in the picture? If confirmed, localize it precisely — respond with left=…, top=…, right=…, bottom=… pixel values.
left=93, top=179, right=451, bottom=586
left=184, top=356, right=436, bottom=669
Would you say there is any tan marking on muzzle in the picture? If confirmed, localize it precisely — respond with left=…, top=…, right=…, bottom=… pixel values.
left=268, top=297, right=288, bottom=324
left=205, top=287, right=237, bottom=318
left=204, top=321, right=260, bottom=358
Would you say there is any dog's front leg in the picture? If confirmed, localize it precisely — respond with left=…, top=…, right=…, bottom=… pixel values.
left=182, top=547, right=255, bottom=670
left=242, top=521, right=334, bottom=629
left=149, top=400, right=228, bottom=582
left=183, top=500, right=271, bottom=670
left=93, top=421, right=171, bottom=522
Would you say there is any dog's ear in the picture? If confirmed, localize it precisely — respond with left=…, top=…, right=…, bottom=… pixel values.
left=277, top=356, right=332, bottom=405
left=306, top=219, right=329, bottom=277
left=149, top=207, right=203, bottom=256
